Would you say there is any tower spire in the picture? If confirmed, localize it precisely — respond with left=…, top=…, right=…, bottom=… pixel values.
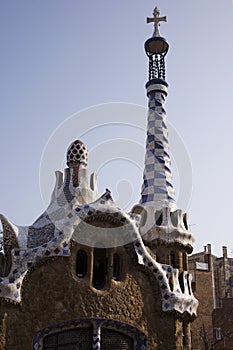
left=140, top=7, right=176, bottom=210
left=146, top=6, right=167, bottom=38
left=145, top=6, right=169, bottom=80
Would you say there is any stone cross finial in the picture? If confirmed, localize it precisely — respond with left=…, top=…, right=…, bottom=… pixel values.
left=146, top=6, right=167, bottom=37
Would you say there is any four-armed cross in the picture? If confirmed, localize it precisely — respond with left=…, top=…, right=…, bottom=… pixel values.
left=147, top=7, right=167, bottom=37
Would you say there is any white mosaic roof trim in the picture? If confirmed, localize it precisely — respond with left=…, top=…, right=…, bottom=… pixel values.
left=0, top=166, right=99, bottom=254
left=0, top=190, right=140, bottom=303
left=0, top=140, right=196, bottom=316
left=0, top=193, right=196, bottom=315
left=133, top=231, right=198, bottom=316
left=132, top=205, right=195, bottom=247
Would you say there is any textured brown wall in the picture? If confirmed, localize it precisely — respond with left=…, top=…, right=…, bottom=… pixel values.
left=0, top=241, right=186, bottom=350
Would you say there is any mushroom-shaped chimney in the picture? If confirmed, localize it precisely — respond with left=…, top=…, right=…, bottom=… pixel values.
left=66, top=140, right=88, bottom=188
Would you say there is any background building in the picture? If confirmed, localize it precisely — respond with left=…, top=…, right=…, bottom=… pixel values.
left=189, top=245, right=233, bottom=349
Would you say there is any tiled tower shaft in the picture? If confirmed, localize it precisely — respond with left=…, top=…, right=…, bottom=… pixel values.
left=140, top=79, right=176, bottom=209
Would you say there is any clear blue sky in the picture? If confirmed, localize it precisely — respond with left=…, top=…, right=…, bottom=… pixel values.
left=0, top=0, right=233, bottom=256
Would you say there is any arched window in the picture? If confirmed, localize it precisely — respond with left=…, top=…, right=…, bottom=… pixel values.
left=170, top=251, right=179, bottom=269
left=34, top=318, right=147, bottom=350
left=182, top=323, right=187, bottom=346
left=155, top=211, right=163, bottom=226
left=170, top=251, right=176, bottom=268
left=43, top=328, right=93, bottom=350
left=183, top=213, right=188, bottom=230
left=101, top=328, right=133, bottom=350
left=183, top=252, right=187, bottom=271
left=113, top=254, right=120, bottom=281
left=170, top=211, right=178, bottom=227
left=179, top=272, right=185, bottom=293
left=92, top=247, right=107, bottom=289
left=76, top=250, right=87, bottom=278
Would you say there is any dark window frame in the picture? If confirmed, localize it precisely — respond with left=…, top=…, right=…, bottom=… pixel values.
left=92, top=247, right=107, bottom=289
left=43, top=327, right=93, bottom=350
left=113, top=253, right=120, bottom=281
left=76, top=250, right=88, bottom=278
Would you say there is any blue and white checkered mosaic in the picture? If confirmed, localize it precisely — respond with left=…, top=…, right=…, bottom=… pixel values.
left=140, top=81, right=176, bottom=210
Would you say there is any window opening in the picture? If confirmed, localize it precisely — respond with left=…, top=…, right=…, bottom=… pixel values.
left=215, top=328, right=221, bottom=340
left=183, top=252, right=187, bottom=270
left=43, top=328, right=92, bottom=350
left=183, top=213, right=188, bottom=230
left=155, top=211, right=163, bottom=226
left=113, top=254, right=120, bottom=281
left=101, top=328, right=133, bottom=350
left=182, top=323, right=187, bottom=346
left=170, top=212, right=178, bottom=227
left=92, top=247, right=107, bottom=289
left=76, top=250, right=87, bottom=278
left=170, top=251, right=176, bottom=268
left=179, top=272, right=185, bottom=293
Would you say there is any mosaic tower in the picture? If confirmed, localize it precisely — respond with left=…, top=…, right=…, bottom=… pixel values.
left=140, top=7, right=175, bottom=210
left=133, top=6, right=199, bottom=348
left=0, top=6, right=198, bottom=350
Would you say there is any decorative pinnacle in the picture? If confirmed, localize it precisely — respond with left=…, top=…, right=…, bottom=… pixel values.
left=146, top=6, right=167, bottom=37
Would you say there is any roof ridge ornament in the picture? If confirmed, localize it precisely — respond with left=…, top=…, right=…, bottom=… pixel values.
left=146, top=6, right=167, bottom=37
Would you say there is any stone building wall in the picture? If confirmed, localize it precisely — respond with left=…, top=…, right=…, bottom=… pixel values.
left=0, top=240, right=185, bottom=350
left=189, top=245, right=233, bottom=349
left=188, top=248, right=214, bottom=350
left=213, top=247, right=233, bottom=307
left=212, top=298, right=233, bottom=349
